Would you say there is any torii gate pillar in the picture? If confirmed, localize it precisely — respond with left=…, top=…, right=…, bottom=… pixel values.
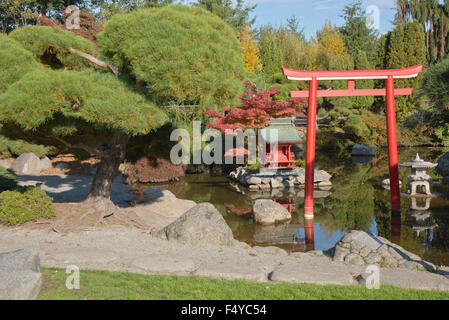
left=283, top=65, right=423, bottom=217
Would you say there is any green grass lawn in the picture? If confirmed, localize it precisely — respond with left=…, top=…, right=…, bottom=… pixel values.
left=39, top=268, right=449, bottom=300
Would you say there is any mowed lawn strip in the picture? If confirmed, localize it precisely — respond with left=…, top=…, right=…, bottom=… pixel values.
left=38, top=268, right=449, bottom=300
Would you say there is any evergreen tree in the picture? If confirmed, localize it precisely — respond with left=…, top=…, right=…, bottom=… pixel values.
left=92, top=0, right=173, bottom=20
left=339, top=0, right=379, bottom=66
left=193, top=0, right=256, bottom=30
left=384, top=22, right=427, bottom=117
left=259, top=33, right=283, bottom=78
left=286, top=15, right=305, bottom=43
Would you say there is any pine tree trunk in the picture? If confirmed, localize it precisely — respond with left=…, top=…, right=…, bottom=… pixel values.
left=88, top=132, right=129, bottom=201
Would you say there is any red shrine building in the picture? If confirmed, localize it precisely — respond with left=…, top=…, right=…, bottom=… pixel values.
left=260, top=118, right=302, bottom=169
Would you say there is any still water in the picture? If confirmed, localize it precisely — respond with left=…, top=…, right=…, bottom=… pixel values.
left=142, top=147, right=449, bottom=266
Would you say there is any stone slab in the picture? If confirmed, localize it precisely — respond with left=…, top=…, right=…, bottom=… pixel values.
left=130, top=254, right=196, bottom=274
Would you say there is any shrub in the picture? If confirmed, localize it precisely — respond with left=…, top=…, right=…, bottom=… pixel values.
left=247, top=158, right=264, bottom=173
left=0, top=134, right=57, bottom=159
left=97, top=5, right=245, bottom=109
left=9, top=26, right=95, bottom=70
left=0, top=187, right=56, bottom=226
left=123, top=156, right=185, bottom=184
left=0, top=167, right=17, bottom=193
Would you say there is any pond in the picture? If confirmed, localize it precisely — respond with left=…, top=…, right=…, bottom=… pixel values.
left=142, top=147, right=449, bottom=267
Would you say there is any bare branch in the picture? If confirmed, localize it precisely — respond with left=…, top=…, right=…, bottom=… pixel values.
left=69, top=48, right=119, bottom=76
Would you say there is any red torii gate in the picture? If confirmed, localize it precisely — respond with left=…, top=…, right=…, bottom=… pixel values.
left=282, top=65, right=423, bottom=217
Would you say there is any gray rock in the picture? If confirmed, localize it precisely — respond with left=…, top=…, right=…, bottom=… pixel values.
left=437, top=266, right=449, bottom=279
left=39, top=157, right=52, bottom=172
left=351, top=144, right=375, bottom=157
left=364, top=252, right=382, bottom=264
left=54, top=162, right=70, bottom=171
left=252, top=199, right=291, bottom=225
left=314, top=170, right=332, bottom=183
left=157, top=203, right=235, bottom=246
left=333, top=245, right=350, bottom=262
left=437, top=152, right=449, bottom=176
left=0, top=160, right=11, bottom=169
left=11, top=153, right=41, bottom=175
left=0, top=249, right=42, bottom=300
left=270, top=178, right=281, bottom=189
left=247, top=177, right=262, bottom=185
left=350, top=240, right=366, bottom=253
left=359, top=247, right=372, bottom=258
left=344, top=253, right=365, bottom=266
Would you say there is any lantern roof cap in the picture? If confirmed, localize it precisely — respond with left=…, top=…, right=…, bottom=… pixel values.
left=400, top=153, right=437, bottom=169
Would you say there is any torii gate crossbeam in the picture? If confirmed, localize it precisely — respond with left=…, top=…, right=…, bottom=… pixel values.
left=282, top=65, right=423, bottom=217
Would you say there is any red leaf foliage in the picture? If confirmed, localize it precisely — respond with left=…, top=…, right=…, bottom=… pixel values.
left=206, top=81, right=307, bottom=132
left=38, top=10, right=103, bottom=45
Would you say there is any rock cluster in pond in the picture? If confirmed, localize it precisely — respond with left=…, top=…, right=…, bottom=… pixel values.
left=0, top=249, right=42, bottom=300
left=10, top=153, right=53, bottom=175
left=157, top=203, right=236, bottom=247
left=252, top=199, right=291, bottom=225
left=332, top=230, right=435, bottom=271
left=229, top=166, right=332, bottom=191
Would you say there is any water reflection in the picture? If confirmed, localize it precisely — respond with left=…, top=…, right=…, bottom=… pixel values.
left=135, top=147, right=449, bottom=266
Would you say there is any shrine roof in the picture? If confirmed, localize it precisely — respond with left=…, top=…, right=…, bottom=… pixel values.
left=260, top=118, right=302, bottom=143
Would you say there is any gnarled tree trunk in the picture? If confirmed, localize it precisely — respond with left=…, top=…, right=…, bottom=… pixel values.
left=88, top=132, right=129, bottom=201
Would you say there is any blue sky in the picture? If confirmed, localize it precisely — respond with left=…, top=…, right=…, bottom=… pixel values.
left=248, top=0, right=397, bottom=39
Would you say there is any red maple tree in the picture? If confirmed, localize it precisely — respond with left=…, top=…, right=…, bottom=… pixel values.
left=206, top=81, right=307, bottom=131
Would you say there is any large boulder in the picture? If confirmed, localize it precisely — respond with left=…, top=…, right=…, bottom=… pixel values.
left=11, top=153, right=41, bottom=175
left=39, top=157, right=52, bottom=171
left=157, top=203, right=235, bottom=246
left=332, top=230, right=435, bottom=271
left=0, top=249, right=42, bottom=300
left=252, top=199, right=291, bottom=225
left=351, top=144, right=375, bottom=157
left=436, top=152, right=449, bottom=176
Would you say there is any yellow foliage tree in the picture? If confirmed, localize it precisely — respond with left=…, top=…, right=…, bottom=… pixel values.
left=314, top=21, right=347, bottom=59
left=238, top=24, right=261, bottom=72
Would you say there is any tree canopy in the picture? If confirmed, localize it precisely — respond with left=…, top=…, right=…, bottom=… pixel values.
left=97, top=5, right=245, bottom=109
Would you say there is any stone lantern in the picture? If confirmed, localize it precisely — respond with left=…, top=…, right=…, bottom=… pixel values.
left=400, top=154, right=436, bottom=196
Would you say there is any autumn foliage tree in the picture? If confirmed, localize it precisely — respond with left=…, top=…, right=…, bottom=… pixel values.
left=238, top=24, right=261, bottom=73
left=206, top=81, right=306, bottom=131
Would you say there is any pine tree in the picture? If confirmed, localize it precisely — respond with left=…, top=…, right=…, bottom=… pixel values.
left=384, top=21, right=426, bottom=116
left=0, top=26, right=168, bottom=202
left=259, top=34, right=283, bottom=78
left=339, top=0, right=379, bottom=66
left=98, top=5, right=245, bottom=109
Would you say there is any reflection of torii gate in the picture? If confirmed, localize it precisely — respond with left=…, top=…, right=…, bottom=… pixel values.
left=283, top=65, right=423, bottom=217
